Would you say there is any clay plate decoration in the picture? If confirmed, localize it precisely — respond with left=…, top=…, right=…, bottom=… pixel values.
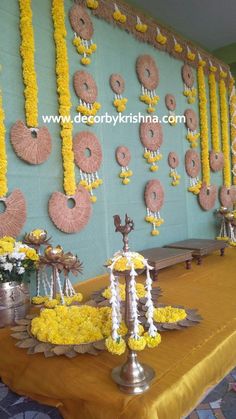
left=136, top=55, right=160, bottom=113
left=11, top=314, right=106, bottom=358
left=184, top=108, right=200, bottom=148
left=198, top=183, right=218, bottom=211
left=168, top=152, right=181, bottom=186
left=74, top=70, right=101, bottom=125
left=144, top=179, right=165, bottom=236
left=182, top=64, right=197, bottom=104
left=73, top=131, right=103, bottom=203
left=140, top=120, right=163, bottom=172
left=209, top=150, right=224, bottom=172
left=185, top=150, right=202, bottom=195
left=11, top=0, right=51, bottom=165
left=115, top=146, right=133, bottom=185
left=109, top=74, right=128, bottom=113
left=165, top=94, right=177, bottom=126
left=219, top=185, right=233, bottom=208
left=69, top=4, right=97, bottom=66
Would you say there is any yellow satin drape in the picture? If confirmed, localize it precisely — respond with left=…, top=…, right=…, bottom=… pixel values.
left=0, top=249, right=236, bottom=419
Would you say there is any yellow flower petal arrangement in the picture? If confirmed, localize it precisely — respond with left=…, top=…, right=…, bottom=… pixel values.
left=139, top=91, right=159, bottom=113
left=31, top=292, right=83, bottom=308
left=155, top=28, right=167, bottom=45
left=0, top=91, right=7, bottom=197
left=230, top=77, right=236, bottom=186
left=73, top=36, right=97, bottom=67
left=113, top=5, right=127, bottom=23
left=18, top=0, right=38, bottom=128
left=113, top=97, right=128, bottom=113
left=86, top=0, right=99, bottom=10
left=135, top=17, right=148, bottom=33
left=197, top=59, right=210, bottom=187
left=52, top=0, right=76, bottom=196
left=208, top=66, right=221, bottom=154
left=153, top=306, right=187, bottom=323
left=102, top=282, right=146, bottom=301
left=219, top=74, right=231, bottom=189
left=143, top=149, right=163, bottom=171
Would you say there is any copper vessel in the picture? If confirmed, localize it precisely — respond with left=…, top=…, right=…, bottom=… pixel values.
left=0, top=282, right=30, bottom=328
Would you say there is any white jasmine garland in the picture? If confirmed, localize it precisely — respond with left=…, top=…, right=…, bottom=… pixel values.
left=3, top=263, right=13, bottom=272
left=144, top=260, right=157, bottom=337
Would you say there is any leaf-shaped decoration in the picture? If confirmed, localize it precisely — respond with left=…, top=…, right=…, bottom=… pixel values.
left=15, top=319, right=30, bottom=325
left=52, top=345, right=72, bottom=356
left=16, top=338, right=37, bottom=348
left=11, top=332, right=29, bottom=340
left=65, top=350, right=77, bottom=358
left=93, top=340, right=105, bottom=350
left=74, top=343, right=92, bottom=354
left=11, top=325, right=28, bottom=332
left=33, top=343, right=52, bottom=353
left=87, top=347, right=99, bottom=356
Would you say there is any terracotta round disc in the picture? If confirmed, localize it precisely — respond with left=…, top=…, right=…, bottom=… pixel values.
left=73, top=71, right=98, bottom=104
left=11, top=121, right=51, bottom=165
left=110, top=74, right=125, bottom=95
left=144, top=180, right=164, bottom=213
left=115, top=146, right=131, bottom=167
left=69, top=4, right=94, bottom=40
left=165, top=94, right=176, bottom=111
left=48, top=186, right=92, bottom=234
left=219, top=185, right=233, bottom=208
left=73, top=131, right=102, bottom=173
left=182, top=64, right=195, bottom=88
left=136, top=55, right=159, bottom=91
left=168, top=152, right=179, bottom=169
left=198, top=183, right=217, bottom=211
left=184, top=109, right=198, bottom=131
left=139, top=121, right=163, bottom=151
left=209, top=151, right=224, bottom=172
left=185, top=150, right=200, bottom=178
left=0, top=189, right=26, bottom=237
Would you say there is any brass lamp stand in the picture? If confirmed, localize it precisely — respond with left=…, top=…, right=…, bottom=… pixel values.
left=111, top=215, right=155, bottom=394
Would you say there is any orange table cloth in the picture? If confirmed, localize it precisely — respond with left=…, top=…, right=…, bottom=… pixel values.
left=0, top=249, right=236, bottom=419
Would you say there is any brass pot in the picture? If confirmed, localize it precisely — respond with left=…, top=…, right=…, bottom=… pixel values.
left=0, top=282, right=30, bottom=328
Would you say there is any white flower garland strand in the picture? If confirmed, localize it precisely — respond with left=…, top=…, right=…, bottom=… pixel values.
left=109, top=262, right=122, bottom=341
left=129, top=263, right=140, bottom=339
left=144, top=260, right=157, bottom=337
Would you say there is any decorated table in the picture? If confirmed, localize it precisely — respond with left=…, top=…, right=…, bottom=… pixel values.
left=0, top=248, right=236, bottom=419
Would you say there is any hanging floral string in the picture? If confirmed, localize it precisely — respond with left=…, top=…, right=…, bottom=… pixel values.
left=19, top=0, right=38, bottom=128
left=113, top=3, right=127, bottom=23
left=0, top=91, right=7, bottom=197
left=208, top=64, right=221, bottom=153
left=155, top=27, right=167, bottom=45
left=197, top=57, right=210, bottom=186
left=219, top=72, right=231, bottom=188
left=135, top=16, right=147, bottom=33
left=230, top=76, right=236, bottom=186
left=52, top=0, right=76, bottom=196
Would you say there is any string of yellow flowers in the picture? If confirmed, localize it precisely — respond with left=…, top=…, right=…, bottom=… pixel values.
left=229, top=76, right=236, bottom=186
left=197, top=58, right=210, bottom=186
left=208, top=65, right=221, bottom=153
left=19, top=0, right=38, bottom=127
left=219, top=72, right=231, bottom=188
left=0, top=90, right=8, bottom=197
left=52, top=0, right=76, bottom=196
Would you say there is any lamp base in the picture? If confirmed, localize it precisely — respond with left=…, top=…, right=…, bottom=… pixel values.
left=111, top=350, right=155, bottom=394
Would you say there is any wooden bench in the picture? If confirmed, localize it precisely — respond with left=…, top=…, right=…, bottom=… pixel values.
left=139, top=247, right=193, bottom=281
left=164, top=238, right=227, bottom=265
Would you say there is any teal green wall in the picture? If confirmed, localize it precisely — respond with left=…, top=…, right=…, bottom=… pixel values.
left=0, top=0, right=225, bottom=285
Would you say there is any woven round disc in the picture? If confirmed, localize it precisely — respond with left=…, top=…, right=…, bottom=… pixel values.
left=0, top=189, right=26, bottom=238
left=109, top=74, right=125, bottom=95
left=136, top=55, right=159, bottom=91
left=168, top=152, right=179, bottom=169
left=165, top=94, right=176, bottom=111
left=198, top=183, right=217, bottom=211
left=73, top=71, right=98, bottom=104
left=139, top=121, right=163, bottom=151
left=144, top=180, right=164, bottom=213
left=11, top=121, right=51, bottom=165
left=184, top=109, right=198, bottom=131
left=182, top=64, right=195, bottom=88
left=69, top=4, right=94, bottom=40
left=115, top=146, right=131, bottom=167
left=209, top=151, right=224, bottom=172
left=219, top=185, right=233, bottom=208
left=185, top=149, right=200, bottom=178
left=73, top=131, right=102, bottom=173
left=48, top=186, right=92, bottom=234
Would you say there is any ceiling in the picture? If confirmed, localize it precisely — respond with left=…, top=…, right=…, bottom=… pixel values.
left=126, top=0, right=236, bottom=51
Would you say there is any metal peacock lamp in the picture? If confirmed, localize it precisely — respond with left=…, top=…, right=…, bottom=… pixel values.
left=105, top=214, right=161, bottom=394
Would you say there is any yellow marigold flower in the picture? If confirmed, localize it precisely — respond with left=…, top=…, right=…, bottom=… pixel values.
left=156, top=33, right=167, bottom=45
left=128, top=336, right=146, bottom=351
left=81, top=56, right=91, bottom=66
left=86, top=0, right=98, bottom=10
left=151, top=229, right=159, bottom=236
left=90, top=195, right=97, bottom=203
left=122, top=178, right=130, bottom=185
left=174, top=43, right=183, bottom=53
left=105, top=336, right=126, bottom=355
left=90, top=43, right=97, bottom=52
left=153, top=306, right=187, bottom=323
left=32, top=296, right=49, bottom=305
left=1, top=236, right=15, bottom=244
left=150, top=165, right=158, bottom=172
left=26, top=248, right=39, bottom=261
left=187, top=52, right=195, bottom=61
left=144, top=332, right=161, bottom=348
left=44, top=299, right=59, bottom=308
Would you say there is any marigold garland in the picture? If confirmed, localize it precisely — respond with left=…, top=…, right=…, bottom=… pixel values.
left=208, top=68, right=220, bottom=153
left=52, top=0, right=76, bottom=196
left=197, top=61, right=210, bottom=186
left=230, top=77, right=236, bottom=185
left=19, top=0, right=38, bottom=127
left=219, top=77, right=231, bottom=188
left=0, top=92, right=8, bottom=197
